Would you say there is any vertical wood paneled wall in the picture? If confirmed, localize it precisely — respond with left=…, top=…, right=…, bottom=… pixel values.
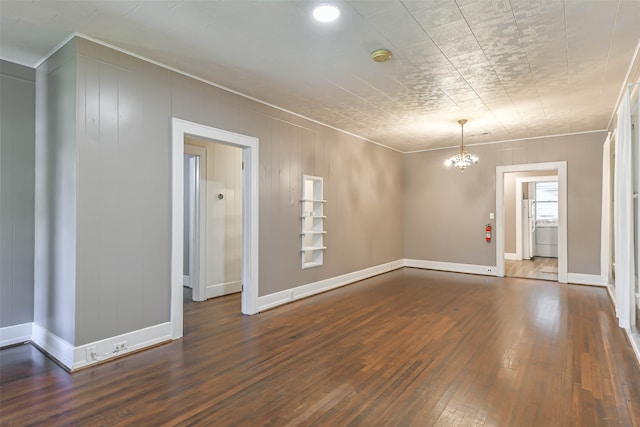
left=0, top=61, right=36, bottom=329
left=69, top=37, right=403, bottom=344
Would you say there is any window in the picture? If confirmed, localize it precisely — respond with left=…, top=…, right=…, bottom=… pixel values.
left=535, top=181, right=558, bottom=221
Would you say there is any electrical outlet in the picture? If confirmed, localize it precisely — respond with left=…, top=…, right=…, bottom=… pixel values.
left=113, top=341, right=127, bottom=353
left=86, top=346, right=96, bottom=361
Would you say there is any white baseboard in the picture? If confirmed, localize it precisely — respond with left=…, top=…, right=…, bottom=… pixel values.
left=625, top=328, right=640, bottom=367
left=206, top=280, right=242, bottom=299
left=258, top=259, right=405, bottom=312
left=606, top=285, right=615, bottom=306
left=567, top=273, right=607, bottom=287
left=31, top=323, right=75, bottom=369
left=183, top=275, right=191, bottom=287
left=72, top=322, right=171, bottom=371
left=0, top=322, right=33, bottom=347
left=504, top=253, right=517, bottom=260
left=30, top=322, right=171, bottom=371
left=404, top=259, right=497, bottom=276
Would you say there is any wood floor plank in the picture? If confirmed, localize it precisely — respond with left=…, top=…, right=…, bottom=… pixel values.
left=1, top=268, right=639, bottom=426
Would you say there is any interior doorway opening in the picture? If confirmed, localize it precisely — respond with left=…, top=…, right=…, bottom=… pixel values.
left=171, top=118, right=259, bottom=340
left=183, top=138, right=243, bottom=303
left=504, top=172, right=559, bottom=281
left=496, top=162, right=568, bottom=283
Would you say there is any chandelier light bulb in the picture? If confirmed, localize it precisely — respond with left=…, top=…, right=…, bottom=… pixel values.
left=445, top=119, right=478, bottom=171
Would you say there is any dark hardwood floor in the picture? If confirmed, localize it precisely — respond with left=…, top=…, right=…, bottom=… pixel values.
left=1, top=268, right=640, bottom=426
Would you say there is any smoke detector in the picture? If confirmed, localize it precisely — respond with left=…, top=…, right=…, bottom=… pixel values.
left=371, top=49, right=392, bottom=63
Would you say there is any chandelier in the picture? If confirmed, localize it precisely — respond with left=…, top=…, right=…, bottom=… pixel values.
left=445, top=119, right=478, bottom=171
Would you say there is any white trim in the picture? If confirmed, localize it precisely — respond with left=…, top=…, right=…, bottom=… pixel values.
left=601, top=133, right=612, bottom=285
left=405, top=259, right=497, bottom=276
left=0, top=323, right=33, bottom=347
left=184, top=144, right=208, bottom=302
left=567, top=273, right=607, bottom=287
left=4, top=322, right=172, bottom=371
left=172, top=118, right=260, bottom=341
left=619, top=319, right=632, bottom=329
left=607, top=38, right=640, bottom=130
left=613, top=87, right=636, bottom=329
left=607, top=285, right=616, bottom=306
left=32, top=33, right=77, bottom=68
left=626, top=329, right=640, bottom=367
left=72, top=322, right=171, bottom=371
left=258, top=260, right=405, bottom=312
left=504, top=253, right=518, bottom=260
left=31, top=323, right=75, bottom=370
left=183, top=275, right=191, bottom=287
left=38, top=33, right=400, bottom=154
left=496, top=162, right=568, bottom=283
left=403, top=130, right=607, bottom=154
left=206, top=280, right=242, bottom=299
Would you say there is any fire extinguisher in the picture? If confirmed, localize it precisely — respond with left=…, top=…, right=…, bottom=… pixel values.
left=486, top=224, right=492, bottom=242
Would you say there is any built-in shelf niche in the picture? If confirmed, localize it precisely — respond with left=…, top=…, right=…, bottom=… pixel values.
left=301, top=175, right=325, bottom=269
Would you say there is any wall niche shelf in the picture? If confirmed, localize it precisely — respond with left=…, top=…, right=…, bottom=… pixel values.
left=301, top=175, right=325, bottom=269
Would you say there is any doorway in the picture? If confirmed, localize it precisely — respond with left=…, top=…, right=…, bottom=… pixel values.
left=504, top=173, right=559, bottom=281
left=184, top=139, right=243, bottom=303
left=496, top=162, right=568, bottom=283
left=171, top=118, right=259, bottom=340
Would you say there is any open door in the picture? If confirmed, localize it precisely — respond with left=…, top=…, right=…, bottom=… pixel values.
left=184, top=145, right=207, bottom=302
left=171, top=118, right=260, bottom=340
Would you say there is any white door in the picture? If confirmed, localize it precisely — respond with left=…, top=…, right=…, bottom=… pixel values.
left=183, top=155, right=197, bottom=289
left=184, top=145, right=208, bottom=302
left=522, top=199, right=535, bottom=259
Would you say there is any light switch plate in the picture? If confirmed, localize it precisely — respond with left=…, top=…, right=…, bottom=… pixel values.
left=490, top=212, right=495, bottom=219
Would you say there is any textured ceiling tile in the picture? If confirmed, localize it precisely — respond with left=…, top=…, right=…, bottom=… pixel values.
left=449, top=50, right=489, bottom=73
left=426, top=18, right=473, bottom=45
left=471, top=14, right=520, bottom=47
left=10, top=1, right=60, bottom=25
left=1, top=0, right=639, bottom=151
left=436, top=34, right=483, bottom=57
left=409, top=0, right=463, bottom=29
left=347, top=0, right=398, bottom=18
left=460, top=0, right=512, bottom=26
left=363, top=3, right=431, bottom=48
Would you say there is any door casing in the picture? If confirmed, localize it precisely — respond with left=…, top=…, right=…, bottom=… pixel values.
left=171, top=118, right=259, bottom=340
left=496, top=162, right=567, bottom=282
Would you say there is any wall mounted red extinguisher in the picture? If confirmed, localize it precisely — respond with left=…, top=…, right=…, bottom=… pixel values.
left=486, top=224, right=492, bottom=242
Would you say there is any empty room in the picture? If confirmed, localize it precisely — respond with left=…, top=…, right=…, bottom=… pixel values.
left=1, top=0, right=640, bottom=425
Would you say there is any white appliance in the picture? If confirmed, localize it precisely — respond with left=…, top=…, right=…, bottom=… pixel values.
left=522, top=199, right=535, bottom=259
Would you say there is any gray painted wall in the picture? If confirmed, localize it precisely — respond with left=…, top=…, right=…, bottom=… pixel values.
left=404, top=131, right=606, bottom=275
left=34, top=40, right=78, bottom=344
left=70, top=38, right=403, bottom=344
left=22, top=35, right=609, bottom=348
left=0, top=60, right=35, bottom=328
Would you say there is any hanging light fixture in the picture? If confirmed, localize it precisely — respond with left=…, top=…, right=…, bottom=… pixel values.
left=445, top=119, right=478, bottom=171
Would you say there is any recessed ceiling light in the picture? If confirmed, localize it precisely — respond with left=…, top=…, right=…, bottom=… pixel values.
left=313, top=4, right=340, bottom=23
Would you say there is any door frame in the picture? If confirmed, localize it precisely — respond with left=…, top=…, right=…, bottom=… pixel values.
left=496, top=161, right=568, bottom=282
left=184, top=145, right=208, bottom=302
left=171, top=118, right=259, bottom=340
